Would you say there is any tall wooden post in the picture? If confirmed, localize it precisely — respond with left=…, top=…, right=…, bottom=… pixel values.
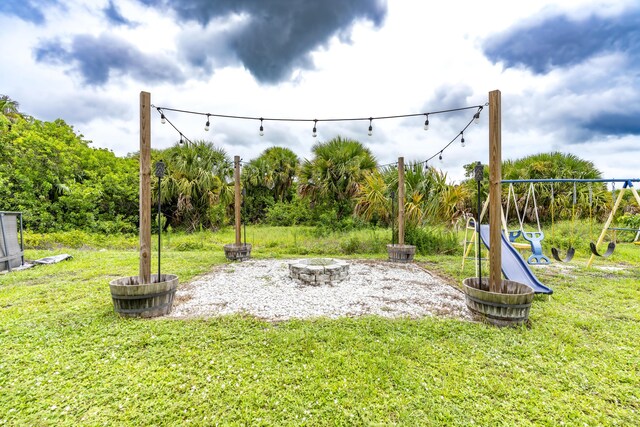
left=488, top=90, right=502, bottom=292
left=139, top=91, right=151, bottom=284
left=398, top=157, right=405, bottom=245
left=234, top=155, right=241, bottom=246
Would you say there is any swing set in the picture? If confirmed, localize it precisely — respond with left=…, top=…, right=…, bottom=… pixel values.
left=501, top=178, right=640, bottom=267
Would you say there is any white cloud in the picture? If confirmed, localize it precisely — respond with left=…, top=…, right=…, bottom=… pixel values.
left=1, top=0, right=639, bottom=184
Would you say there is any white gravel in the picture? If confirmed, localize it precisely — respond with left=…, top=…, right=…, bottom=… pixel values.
left=167, top=258, right=473, bottom=321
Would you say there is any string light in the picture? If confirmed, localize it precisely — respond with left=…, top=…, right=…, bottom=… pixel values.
left=474, top=106, right=482, bottom=124
left=152, top=102, right=487, bottom=163
left=204, top=114, right=210, bottom=131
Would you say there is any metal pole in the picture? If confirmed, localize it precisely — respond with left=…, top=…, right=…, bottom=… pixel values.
left=19, top=212, right=24, bottom=266
left=155, top=160, right=166, bottom=282
left=390, top=190, right=396, bottom=246
left=474, top=162, right=484, bottom=284
left=242, top=188, right=247, bottom=247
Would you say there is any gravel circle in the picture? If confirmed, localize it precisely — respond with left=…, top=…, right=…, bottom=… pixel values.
left=168, top=259, right=473, bottom=321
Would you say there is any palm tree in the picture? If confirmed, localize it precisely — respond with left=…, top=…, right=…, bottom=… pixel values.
left=0, top=95, right=20, bottom=119
left=160, top=140, right=232, bottom=231
left=298, top=136, right=377, bottom=219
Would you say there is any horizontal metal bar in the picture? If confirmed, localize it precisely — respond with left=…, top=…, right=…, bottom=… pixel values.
left=501, top=178, right=640, bottom=184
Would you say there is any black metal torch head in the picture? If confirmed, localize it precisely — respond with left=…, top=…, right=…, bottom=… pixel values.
left=474, top=161, right=483, bottom=183
left=155, top=160, right=166, bottom=178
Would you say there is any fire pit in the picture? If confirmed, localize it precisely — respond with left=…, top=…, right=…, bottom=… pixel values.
left=288, top=258, right=349, bottom=286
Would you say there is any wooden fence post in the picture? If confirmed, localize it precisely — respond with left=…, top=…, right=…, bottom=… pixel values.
left=139, top=91, right=151, bottom=284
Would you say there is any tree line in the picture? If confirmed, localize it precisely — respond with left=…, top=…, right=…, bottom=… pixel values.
left=2, top=95, right=636, bottom=234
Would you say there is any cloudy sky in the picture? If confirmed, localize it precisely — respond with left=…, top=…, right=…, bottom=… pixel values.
left=1, top=0, right=639, bottom=182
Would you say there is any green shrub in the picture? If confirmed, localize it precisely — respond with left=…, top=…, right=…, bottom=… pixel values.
left=405, top=226, right=459, bottom=255
left=264, top=200, right=311, bottom=226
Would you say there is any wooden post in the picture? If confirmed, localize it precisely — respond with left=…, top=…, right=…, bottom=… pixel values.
left=139, top=91, right=151, bottom=284
left=398, top=157, right=405, bottom=245
left=234, top=155, right=241, bottom=246
left=488, top=90, right=502, bottom=293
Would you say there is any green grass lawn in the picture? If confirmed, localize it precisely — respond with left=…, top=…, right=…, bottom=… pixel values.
left=1, top=227, right=639, bottom=426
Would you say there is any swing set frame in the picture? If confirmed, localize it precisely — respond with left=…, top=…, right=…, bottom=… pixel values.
left=501, top=178, right=640, bottom=267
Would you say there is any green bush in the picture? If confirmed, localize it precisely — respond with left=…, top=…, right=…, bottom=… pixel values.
left=405, top=226, right=459, bottom=255
left=265, top=200, right=311, bottom=226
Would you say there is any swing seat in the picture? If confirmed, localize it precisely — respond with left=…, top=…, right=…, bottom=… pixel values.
left=589, top=241, right=616, bottom=258
left=508, top=230, right=521, bottom=242
left=551, top=246, right=575, bottom=263
left=522, top=231, right=550, bottom=265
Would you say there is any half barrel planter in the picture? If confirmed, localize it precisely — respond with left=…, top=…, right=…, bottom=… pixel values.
left=110, top=274, right=178, bottom=318
left=224, top=243, right=252, bottom=261
left=462, top=277, right=534, bottom=327
left=386, top=244, right=416, bottom=263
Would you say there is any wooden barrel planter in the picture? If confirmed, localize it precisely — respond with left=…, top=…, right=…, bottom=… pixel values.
left=386, top=244, right=416, bottom=263
left=224, top=243, right=252, bottom=261
left=109, top=274, right=178, bottom=318
left=462, top=278, right=534, bottom=327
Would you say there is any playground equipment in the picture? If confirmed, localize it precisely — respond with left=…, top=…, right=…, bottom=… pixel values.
left=550, top=183, right=576, bottom=263
left=588, top=183, right=616, bottom=258
left=501, top=178, right=640, bottom=267
left=478, top=224, right=552, bottom=294
left=505, top=183, right=549, bottom=265
left=0, top=212, right=25, bottom=273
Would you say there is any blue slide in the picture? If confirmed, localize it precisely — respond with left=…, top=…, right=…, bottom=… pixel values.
left=478, top=224, right=553, bottom=294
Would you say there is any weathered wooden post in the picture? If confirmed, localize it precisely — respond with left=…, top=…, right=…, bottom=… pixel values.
left=461, top=90, right=535, bottom=327
left=488, top=89, right=502, bottom=293
left=108, top=91, right=178, bottom=318
left=234, top=155, right=242, bottom=245
left=386, top=157, right=416, bottom=262
left=139, top=91, right=151, bottom=284
left=398, top=157, right=405, bottom=245
left=224, top=155, right=252, bottom=260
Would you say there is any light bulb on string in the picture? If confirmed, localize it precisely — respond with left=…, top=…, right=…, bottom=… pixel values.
left=312, top=120, right=317, bottom=138
left=474, top=106, right=482, bottom=124
left=179, top=134, right=184, bottom=145
left=439, top=152, right=443, bottom=162
left=368, top=118, right=373, bottom=136
left=424, top=114, right=429, bottom=131
left=204, top=115, right=210, bottom=131
left=160, top=113, right=166, bottom=124
left=460, top=131, right=465, bottom=147
left=259, top=118, right=264, bottom=136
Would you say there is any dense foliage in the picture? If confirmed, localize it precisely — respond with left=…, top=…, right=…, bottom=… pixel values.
left=0, top=110, right=138, bottom=233
left=2, top=96, right=637, bottom=235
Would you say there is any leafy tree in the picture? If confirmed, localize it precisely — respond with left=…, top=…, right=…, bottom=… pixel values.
left=462, top=152, right=608, bottom=223
left=241, top=146, right=299, bottom=222
left=0, top=114, right=138, bottom=233
left=298, top=136, right=376, bottom=220
left=159, top=140, right=232, bottom=231
left=0, top=94, right=22, bottom=122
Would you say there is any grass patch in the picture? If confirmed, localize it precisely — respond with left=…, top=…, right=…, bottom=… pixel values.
left=1, top=227, right=639, bottom=425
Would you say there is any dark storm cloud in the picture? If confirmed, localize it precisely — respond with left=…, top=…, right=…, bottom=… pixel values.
left=104, top=0, right=134, bottom=26
left=583, top=111, right=640, bottom=136
left=143, top=0, right=387, bottom=83
left=35, top=34, right=185, bottom=85
left=483, top=9, right=640, bottom=74
left=0, top=0, right=59, bottom=24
